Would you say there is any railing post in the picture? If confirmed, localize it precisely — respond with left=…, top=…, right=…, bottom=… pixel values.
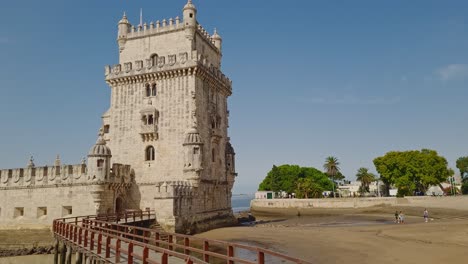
left=105, top=236, right=111, bottom=258
left=168, top=235, right=173, bottom=251
left=142, top=246, right=149, bottom=264
left=257, top=251, right=265, bottom=264
left=115, top=239, right=121, bottom=263
left=203, top=241, right=210, bottom=262
left=155, top=232, right=160, bottom=247
left=90, top=232, right=95, bottom=250
left=78, top=228, right=82, bottom=245
left=128, top=243, right=134, bottom=264
left=84, top=230, right=88, bottom=248
left=97, top=233, right=102, bottom=254
left=227, top=245, right=234, bottom=264
left=161, top=252, right=168, bottom=264
left=184, top=237, right=190, bottom=255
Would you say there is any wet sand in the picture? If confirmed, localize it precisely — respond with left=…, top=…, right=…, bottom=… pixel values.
left=198, top=206, right=468, bottom=264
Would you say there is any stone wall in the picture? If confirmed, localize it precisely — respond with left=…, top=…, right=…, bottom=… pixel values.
left=251, top=196, right=468, bottom=213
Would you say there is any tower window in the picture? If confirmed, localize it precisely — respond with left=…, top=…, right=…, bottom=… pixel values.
left=37, top=207, right=47, bottom=218
left=103, top=125, right=110, bottom=134
left=145, top=84, right=151, bottom=97
left=151, top=84, right=157, bottom=96
left=62, top=206, right=72, bottom=216
left=14, top=207, right=24, bottom=218
left=190, top=13, right=193, bottom=18
left=150, top=54, right=158, bottom=67
left=146, top=146, right=155, bottom=161
left=97, top=159, right=104, bottom=168
left=148, top=115, right=154, bottom=125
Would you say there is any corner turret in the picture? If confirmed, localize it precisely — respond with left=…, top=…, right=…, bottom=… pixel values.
left=183, top=0, right=197, bottom=41
left=212, top=28, right=222, bottom=52
left=118, top=12, right=131, bottom=52
left=87, top=128, right=112, bottom=182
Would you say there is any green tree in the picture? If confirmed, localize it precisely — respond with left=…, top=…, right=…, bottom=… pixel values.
left=296, top=178, right=324, bottom=198
left=258, top=165, right=333, bottom=195
left=456, top=157, right=468, bottom=183
left=374, top=149, right=453, bottom=196
left=355, top=167, right=376, bottom=195
left=323, top=156, right=341, bottom=197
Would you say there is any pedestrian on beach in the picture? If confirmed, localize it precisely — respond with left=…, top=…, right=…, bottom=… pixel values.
left=394, top=211, right=399, bottom=223
left=423, top=209, right=429, bottom=223
left=399, top=211, right=405, bottom=224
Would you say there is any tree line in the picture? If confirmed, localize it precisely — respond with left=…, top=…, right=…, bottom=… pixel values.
left=258, top=149, right=468, bottom=198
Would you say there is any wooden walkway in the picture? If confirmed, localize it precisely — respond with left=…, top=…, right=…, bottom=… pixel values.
left=53, top=211, right=312, bottom=264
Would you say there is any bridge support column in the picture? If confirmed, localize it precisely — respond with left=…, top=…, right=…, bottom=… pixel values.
left=75, top=252, right=83, bottom=264
left=53, top=239, right=59, bottom=264
left=66, top=245, right=73, bottom=264
left=60, top=243, right=67, bottom=264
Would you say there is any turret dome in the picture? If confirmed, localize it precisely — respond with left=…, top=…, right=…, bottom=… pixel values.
left=119, top=12, right=130, bottom=25
left=183, top=126, right=203, bottom=145
left=212, top=29, right=222, bottom=40
left=183, top=0, right=197, bottom=12
left=88, top=129, right=112, bottom=157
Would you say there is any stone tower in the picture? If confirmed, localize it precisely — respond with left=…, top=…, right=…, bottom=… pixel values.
left=103, top=1, right=236, bottom=233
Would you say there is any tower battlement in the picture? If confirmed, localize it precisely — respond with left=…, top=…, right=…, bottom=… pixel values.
left=0, top=162, right=133, bottom=189
left=104, top=50, right=232, bottom=90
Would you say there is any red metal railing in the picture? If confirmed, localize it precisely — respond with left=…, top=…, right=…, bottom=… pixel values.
left=53, top=212, right=312, bottom=264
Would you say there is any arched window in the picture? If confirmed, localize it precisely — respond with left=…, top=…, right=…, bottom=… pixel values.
left=151, top=84, right=157, bottom=96
left=150, top=54, right=158, bottom=67
left=145, top=84, right=151, bottom=97
left=146, top=146, right=155, bottom=161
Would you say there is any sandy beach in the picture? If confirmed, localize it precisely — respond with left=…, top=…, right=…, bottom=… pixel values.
left=198, top=206, right=468, bottom=264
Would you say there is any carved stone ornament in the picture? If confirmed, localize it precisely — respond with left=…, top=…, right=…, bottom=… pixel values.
left=24, top=170, right=32, bottom=182
left=180, top=52, right=188, bottom=64
left=105, top=65, right=111, bottom=76
left=168, top=55, right=176, bottom=66
left=1, top=173, right=8, bottom=183
left=124, top=62, right=132, bottom=72
left=136, top=60, right=143, bottom=71
left=13, top=172, right=20, bottom=183
left=157, top=57, right=165, bottom=68
left=146, top=59, right=153, bottom=69
left=113, top=64, right=121, bottom=75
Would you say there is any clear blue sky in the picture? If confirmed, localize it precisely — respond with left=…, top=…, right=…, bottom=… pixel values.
left=1, top=0, right=467, bottom=194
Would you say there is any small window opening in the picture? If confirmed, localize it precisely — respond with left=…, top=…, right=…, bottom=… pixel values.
left=190, top=13, right=193, bottom=18
left=62, top=206, right=72, bottom=216
left=150, top=54, right=158, bottom=66
left=146, top=146, right=155, bottom=161
left=212, top=149, right=215, bottom=162
left=145, top=84, right=151, bottom=97
left=148, top=115, right=154, bottom=125
left=37, top=207, right=47, bottom=218
left=104, top=125, right=110, bottom=134
left=97, top=159, right=104, bottom=168
left=14, top=207, right=24, bottom=218
left=193, top=147, right=199, bottom=155
left=151, top=84, right=157, bottom=96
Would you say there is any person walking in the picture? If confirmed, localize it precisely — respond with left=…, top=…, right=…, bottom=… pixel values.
left=394, top=211, right=399, bottom=223
left=399, top=211, right=405, bottom=224
left=424, top=209, right=429, bottom=223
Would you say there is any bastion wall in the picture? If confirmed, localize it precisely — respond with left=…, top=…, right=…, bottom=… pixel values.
left=251, top=196, right=468, bottom=213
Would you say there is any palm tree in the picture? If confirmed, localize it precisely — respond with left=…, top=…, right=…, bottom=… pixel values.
left=356, top=167, right=376, bottom=196
left=323, top=156, right=340, bottom=197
